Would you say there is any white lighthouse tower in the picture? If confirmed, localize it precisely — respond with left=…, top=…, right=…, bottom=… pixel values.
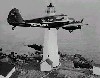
left=40, top=3, right=60, bottom=71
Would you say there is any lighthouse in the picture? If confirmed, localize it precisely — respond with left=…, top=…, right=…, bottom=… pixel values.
left=7, top=0, right=88, bottom=72
left=40, top=3, right=60, bottom=71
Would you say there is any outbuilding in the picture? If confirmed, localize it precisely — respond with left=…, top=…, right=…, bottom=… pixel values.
left=93, top=63, right=100, bottom=75
left=40, top=58, right=53, bottom=71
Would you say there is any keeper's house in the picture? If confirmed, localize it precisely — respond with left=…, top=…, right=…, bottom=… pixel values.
left=0, top=61, right=15, bottom=78
left=93, top=63, right=100, bottom=76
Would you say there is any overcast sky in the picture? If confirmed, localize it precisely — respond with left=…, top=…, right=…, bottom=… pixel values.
left=0, top=0, right=100, bottom=56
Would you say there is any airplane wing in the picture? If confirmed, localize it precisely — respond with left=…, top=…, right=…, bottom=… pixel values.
left=54, top=18, right=84, bottom=25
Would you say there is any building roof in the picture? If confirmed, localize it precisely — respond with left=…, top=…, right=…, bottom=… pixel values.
left=45, top=58, right=53, bottom=66
left=93, top=63, right=100, bottom=67
left=0, top=61, right=15, bottom=77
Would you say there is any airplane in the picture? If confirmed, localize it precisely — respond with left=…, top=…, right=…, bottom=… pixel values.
left=7, top=5, right=87, bottom=31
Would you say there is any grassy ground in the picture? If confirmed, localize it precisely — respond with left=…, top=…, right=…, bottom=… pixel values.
left=2, top=54, right=100, bottom=78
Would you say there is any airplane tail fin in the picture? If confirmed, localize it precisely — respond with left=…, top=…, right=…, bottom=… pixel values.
left=7, top=8, right=24, bottom=25
left=81, top=18, right=84, bottom=23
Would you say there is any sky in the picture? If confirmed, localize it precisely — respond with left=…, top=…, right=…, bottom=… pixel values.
left=0, top=0, right=100, bottom=59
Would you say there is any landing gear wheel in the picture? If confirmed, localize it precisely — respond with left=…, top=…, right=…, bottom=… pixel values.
left=69, top=30, right=73, bottom=33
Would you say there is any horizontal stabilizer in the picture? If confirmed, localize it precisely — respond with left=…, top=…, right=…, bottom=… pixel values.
left=81, top=18, right=84, bottom=23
